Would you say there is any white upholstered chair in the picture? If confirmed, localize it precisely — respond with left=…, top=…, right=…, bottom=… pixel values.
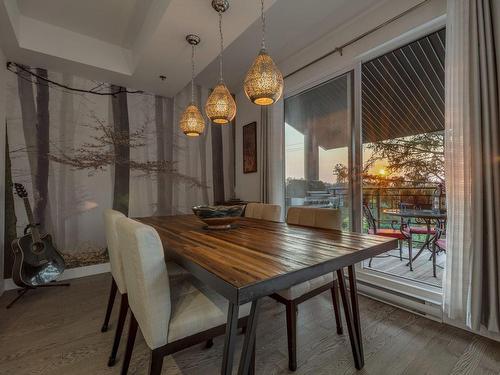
left=244, top=202, right=282, bottom=222
left=102, top=209, right=189, bottom=368
left=101, top=209, right=128, bottom=367
left=271, top=206, right=344, bottom=371
left=116, top=217, right=252, bottom=375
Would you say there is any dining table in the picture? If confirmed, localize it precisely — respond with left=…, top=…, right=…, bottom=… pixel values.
left=137, top=215, right=398, bottom=375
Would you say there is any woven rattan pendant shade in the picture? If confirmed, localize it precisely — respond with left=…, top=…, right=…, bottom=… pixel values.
left=179, top=34, right=205, bottom=136
left=180, top=103, right=205, bottom=136
left=244, top=48, right=283, bottom=105
left=243, top=0, right=283, bottom=106
left=205, top=82, right=236, bottom=124
left=205, top=1, right=236, bottom=125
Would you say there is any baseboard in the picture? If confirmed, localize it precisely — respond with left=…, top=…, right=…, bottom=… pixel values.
left=3, top=262, right=110, bottom=291
left=356, top=280, right=443, bottom=321
left=356, top=278, right=500, bottom=343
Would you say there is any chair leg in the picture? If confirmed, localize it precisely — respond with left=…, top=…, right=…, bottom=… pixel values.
left=101, top=278, right=118, bottom=332
left=399, top=240, right=403, bottom=261
left=432, top=243, right=437, bottom=278
left=285, top=301, right=297, bottom=371
left=108, top=294, right=128, bottom=366
left=408, top=237, right=413, bottom=271
left=368, top=257, right=373, bottom=267
left=121, top=313, right=138, bottom=375
left=149, top=349, right=164, bottom=375
left=205, top=339, right=214, bottom=348
left=330, top=280, right=343, bottom=335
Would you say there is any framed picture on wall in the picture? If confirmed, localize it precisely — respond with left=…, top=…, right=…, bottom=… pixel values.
left=243, top=122, right=257, bottom=174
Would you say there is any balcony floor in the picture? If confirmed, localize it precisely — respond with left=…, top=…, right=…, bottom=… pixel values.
left=363, top=244, right=445, bottom=288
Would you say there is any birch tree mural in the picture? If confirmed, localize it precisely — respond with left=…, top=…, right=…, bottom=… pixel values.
left=35, top=69, right=51, bottom=232
left=3, top=134, right=16, bottom=278
left=197, top=86, right=210, bottom=205
left=110, top=86, right=131, bottom=215
left=3, top=63, right=232, bottom=274
left=55, top=74, right=77, bottom=248
left=163, top=97, right=176, bottom=213
left=155, top=95, right=174, bottom=215
left=16, top=66, right=38, bottom=192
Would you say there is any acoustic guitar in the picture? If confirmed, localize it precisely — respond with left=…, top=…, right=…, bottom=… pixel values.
left=11, top=183, right=66, bottom=288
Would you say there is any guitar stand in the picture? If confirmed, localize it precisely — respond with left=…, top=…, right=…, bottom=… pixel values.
left=5, top=282, right=71, bottom=309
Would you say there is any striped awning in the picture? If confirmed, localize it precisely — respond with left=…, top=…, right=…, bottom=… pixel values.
left=362, top=28, right=445, bottom=143
left=284, top=28, right=445, bottom=150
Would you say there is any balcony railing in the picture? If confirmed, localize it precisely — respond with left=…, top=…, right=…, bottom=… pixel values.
left=286, top=184, right=445, bottom=230
left=363, top=186, right=445, bottom=228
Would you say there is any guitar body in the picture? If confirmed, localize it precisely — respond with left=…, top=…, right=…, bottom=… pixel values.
left=11, top=233, right=66, bottom=288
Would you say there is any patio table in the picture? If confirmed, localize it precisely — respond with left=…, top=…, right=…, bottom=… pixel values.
left=383, top=209, right=446, bottom=265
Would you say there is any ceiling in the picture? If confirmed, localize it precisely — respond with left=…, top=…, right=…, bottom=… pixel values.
left=17, top=0, right=153, bottom=48
left=1, top=0, right=383, bottom=97
left=196, top=0, right=381, bottom=91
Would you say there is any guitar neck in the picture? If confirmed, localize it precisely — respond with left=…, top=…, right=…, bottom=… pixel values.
left=23, top=197, right=41, bottom=242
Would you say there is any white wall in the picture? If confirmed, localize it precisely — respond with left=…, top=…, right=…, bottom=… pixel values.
left=0, top=46, right=7, bottom=294
left=234, top=0, right=446, bottom=206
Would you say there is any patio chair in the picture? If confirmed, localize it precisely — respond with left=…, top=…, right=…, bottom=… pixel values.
left=362, top=203, right=411, bottom=268
left=399, top=203, right=438, bottom=271
left=431, top=222, right=446, bottom=278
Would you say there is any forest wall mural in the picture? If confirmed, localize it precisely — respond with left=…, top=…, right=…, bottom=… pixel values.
left=3, top=64, right=234, bottom=278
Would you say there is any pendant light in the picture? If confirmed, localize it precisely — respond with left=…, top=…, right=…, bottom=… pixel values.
left=205, top=0, right=236, bottom=125
left=179, top=34, right=206, bottom=137
left=243, top=0, right=283, bottom=105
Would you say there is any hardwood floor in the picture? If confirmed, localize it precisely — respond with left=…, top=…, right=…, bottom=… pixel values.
left=363, top=246, right=446, bottom=287
left=1, top=273, right=499, bottom=375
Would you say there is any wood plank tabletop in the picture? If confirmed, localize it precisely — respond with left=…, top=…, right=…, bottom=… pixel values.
left=136, top=215, right=398, bottom=304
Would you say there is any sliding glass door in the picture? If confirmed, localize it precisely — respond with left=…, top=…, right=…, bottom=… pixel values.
left=360, top=28, right=446, bottom=289
left=282, top=24, right=446, bottom=316
left=284, top=72, right=353, bottom=230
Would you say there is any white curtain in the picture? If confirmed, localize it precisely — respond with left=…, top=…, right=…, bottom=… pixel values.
left=172, top=84, right=213, bottom=212
left=444, top=0, right=500, bottom=333
left=259, top=106, right=270, bottom=203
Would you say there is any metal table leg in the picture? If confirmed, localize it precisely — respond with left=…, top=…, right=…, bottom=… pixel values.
left=407, top=219, right=435, bottom=265
left=348, top=266, right=364, bottom=362
left=238, top=299, right=262, bottom=375
left=337, top=267, right=364, bottom=370
left=221, top=302, right=239, bottom=375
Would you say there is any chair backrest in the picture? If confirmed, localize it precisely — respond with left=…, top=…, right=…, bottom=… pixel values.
left=103, top=209, right=127, bottom=294
left=116, top=217, right=171, bottom=350
left=362, top=203, right=377, bottom=232
left=435, top=219, right=446, bottom=238
left=286, top=207, right=341, bottom=230
left=245, top=202, right=282, bottom=222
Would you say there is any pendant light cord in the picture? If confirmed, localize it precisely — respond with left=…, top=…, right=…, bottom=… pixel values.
left=261, top=0, right=266, bottom=50
left=191, top=43, right=195, bottom=103
left=218, top=10, right=224, bottom=82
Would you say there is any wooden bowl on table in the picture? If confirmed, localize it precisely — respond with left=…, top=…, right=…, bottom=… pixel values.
left=192, top=205, right=244, bottom=230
